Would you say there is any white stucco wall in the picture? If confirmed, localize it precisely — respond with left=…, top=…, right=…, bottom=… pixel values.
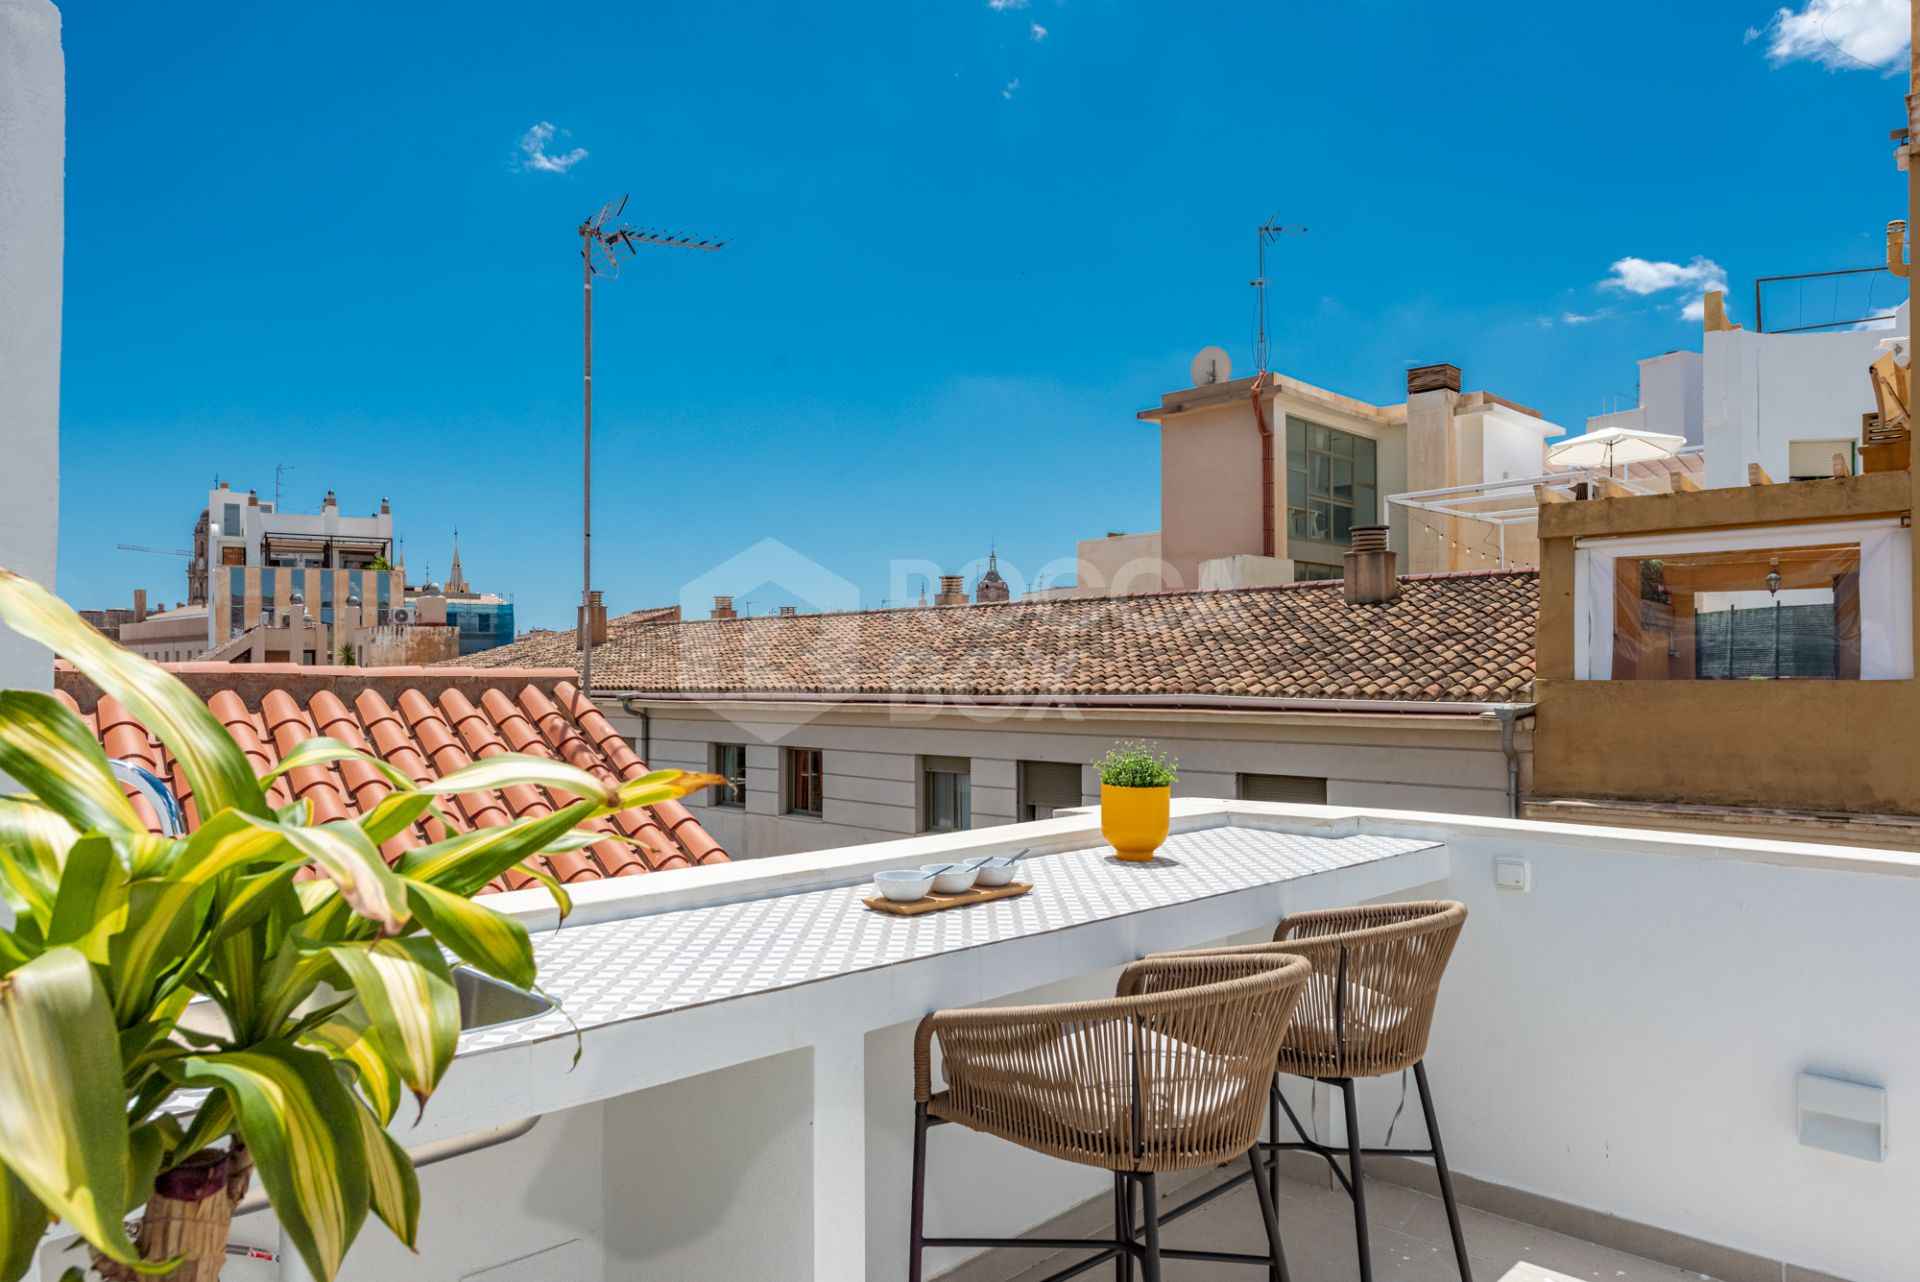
left=1702, top=316, right=1903, bottom=489
left=0, top=0, right=63, bottom=692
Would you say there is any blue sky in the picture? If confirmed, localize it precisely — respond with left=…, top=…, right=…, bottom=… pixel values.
left=54, top=0, right=1914, bottom=628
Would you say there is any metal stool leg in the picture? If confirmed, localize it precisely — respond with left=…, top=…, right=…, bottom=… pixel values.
left=909, top=1104, right=928, bottom=1282
left=1415, top=1061, right=1473, bottom=1282
left=1138, top=1173, right=1163, bottom=1282
left=1113, top=1173, right=1134, bottom=1282
left=1267, top=1081, right=1282, bottom=1233
left=1341, top=1079, right=1373, bottom=1282
left=1248, top=1147, right=1292, bottom=1282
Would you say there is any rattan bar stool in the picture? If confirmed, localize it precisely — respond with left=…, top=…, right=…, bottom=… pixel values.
left=908, top=952, right=1314, bottom=1282
left=1149, top=900, right=1471, bottom=1282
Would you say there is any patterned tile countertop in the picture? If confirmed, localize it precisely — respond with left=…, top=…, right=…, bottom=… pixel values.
left=458, top=826, right=1439, bottom=1054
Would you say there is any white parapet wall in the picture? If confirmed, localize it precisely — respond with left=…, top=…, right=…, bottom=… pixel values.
left=0, top=0, right=63, bottom=693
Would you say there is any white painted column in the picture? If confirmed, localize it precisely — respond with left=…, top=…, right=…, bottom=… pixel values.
left=812, top=1032, right=868, bottom=1280
left=0, top=0, right=63, bottom=693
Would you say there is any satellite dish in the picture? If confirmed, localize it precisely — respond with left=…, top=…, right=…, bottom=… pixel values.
left=1190, top=346, right=1232, bottom=387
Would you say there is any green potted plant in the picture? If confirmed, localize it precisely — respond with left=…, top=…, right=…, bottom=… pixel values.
left=1094, top=740, right=1178, bottom=862
left=0, top=569, right=719, bottom=1281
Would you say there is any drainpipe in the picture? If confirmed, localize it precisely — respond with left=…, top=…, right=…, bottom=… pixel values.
left=1251, top=377, right=1276, bottom=558
left=1485, top=704, right=1533, bottom=818
left=619, top=697, right=652, bottom=764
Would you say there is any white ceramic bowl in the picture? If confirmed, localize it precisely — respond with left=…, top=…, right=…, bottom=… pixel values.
left=973, top=861, right=1019, bottom=888
left=920, top=863, right=980, bottom=894
left=874, top=869, right=934, bottom=903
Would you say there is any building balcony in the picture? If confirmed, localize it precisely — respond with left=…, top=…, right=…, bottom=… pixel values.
left=30, top=800, right=1903, bottom=1282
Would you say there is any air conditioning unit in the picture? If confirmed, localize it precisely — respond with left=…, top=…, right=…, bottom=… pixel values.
left=390, top=608, right=412, bottom=625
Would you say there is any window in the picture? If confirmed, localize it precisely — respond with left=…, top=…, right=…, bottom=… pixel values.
left=1285, top=417, right=1378, bottom=551
left=1612, top=546, right=1861, bottom=680
left=1293, top=561, right=1342, bottom=582
left=922, top=756, right=972, bottom=833
left=1237, top=773, right=1328, bottom=805
left=1018, top=760, right=1082, bottom=822
left=711, top=744, right=747, bottom=808
left=222, top=504, right=241, bottom=537
left=1575, top=520, right=1913, bottom=681
left=785, top=748, right=823, bottom=816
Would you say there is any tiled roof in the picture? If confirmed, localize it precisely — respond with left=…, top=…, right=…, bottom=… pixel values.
left=467, top=573, right=1537, bottom=705
left=57, top=667, right=727, bottom=892
left=456, top=606, right=680, bottom=670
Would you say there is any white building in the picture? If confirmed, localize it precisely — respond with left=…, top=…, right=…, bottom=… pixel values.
left=1586, top=294, right=1909, bottom=489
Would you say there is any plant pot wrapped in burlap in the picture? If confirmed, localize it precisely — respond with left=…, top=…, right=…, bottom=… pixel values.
left=92, top=1147, right=252, bottom=1282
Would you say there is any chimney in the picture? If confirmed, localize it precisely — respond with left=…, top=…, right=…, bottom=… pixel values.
left=1342, top=525, right=1400, bottom=605
left=576, top=590, right=608, bottom=645
left=776, top=605, right=798, bottom=617
left=132, top=589, right=147, bottom=623
left=379, top=496, right=390, bottom=515
left=247, top=488, right=259, bottom=506
left=217, top=481, right=229, bottom=491
left=323, top=489, right=337, bottom=512
left=711, top=595, right=737, bottom=619
left=1406, top=364, right=1462, bottom=396
left=935, top=575, right=969, bottom=606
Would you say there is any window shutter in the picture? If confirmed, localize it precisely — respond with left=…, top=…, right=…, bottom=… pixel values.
left=1237, top=773, right=1329, bottom=805
left=1019, top=760, right=1083, bottom=811
left=1787, top=440, right=1853, bottom=480
left=923, top=755, right=971, bottom=776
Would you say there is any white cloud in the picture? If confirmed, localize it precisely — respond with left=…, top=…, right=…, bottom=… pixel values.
left=1851, top=304, right=1901, bottom=330
left=1030, top=21, right=1048, bottom=40
left=1003, top=78, right=1021, bottom=99
left=1560, top=309, right=1608, bottom=325
left=1601, top=256, right=1728, bottom=296
left=1680, top=296, right=1710, bottom=323
left=516, top=121, right=588, bottom=174
left=987, top=0, right=1028, bottom=9
left=1762, top=0, right=1908, bottom=69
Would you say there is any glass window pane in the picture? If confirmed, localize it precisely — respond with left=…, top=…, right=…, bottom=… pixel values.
left=1309, top=455, right=1330, bottom=497
left=1308, top=424, right=1330, bottom=451
left=1285, top=423, right=1305, bottom=471
left=1331, top=458, right=1353, bottom=502
left=1330, top=433, right=1353, bottom=458
left=1332, top=504, right=1353, bottom=543
left=1355, top=438, right=1376, bottom=484
left=1355, top=485, right=1377, bottom=523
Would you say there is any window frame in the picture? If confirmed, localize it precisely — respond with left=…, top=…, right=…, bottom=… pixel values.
left=1285, top=416, right=1379, bottom=554
left=1573, top=519, right=1912, bottom=681
left=710, top=743, right=748, bottom=809
left=920, top=756, right=972, bottom=834
left=784, top=747, right=824, bottom=817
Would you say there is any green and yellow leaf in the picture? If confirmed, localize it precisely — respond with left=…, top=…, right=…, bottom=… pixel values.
left=0, top=569, right=268, bottom=820
left=422, top=753, right=617, bottom=806
left=176, top=1042, right=370, bottom=1282
left=0, top=949, right=167, bottom=1273
left=404, top=879, right=535, bottom=989
left=352, top=1097, right=419, bottom=1251
left=300, top=1011, right=401, bottom=1125
left=264, top=737, right=414, bottom=793
left=0, top=691, right=143, bottom=837
left=324, top=938, right=458, bottom=1111
left=0, top=1162, right=49, bottom=1282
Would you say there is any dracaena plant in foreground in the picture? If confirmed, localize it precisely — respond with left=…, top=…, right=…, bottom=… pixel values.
left=0, top=569, right=721, bottom=1282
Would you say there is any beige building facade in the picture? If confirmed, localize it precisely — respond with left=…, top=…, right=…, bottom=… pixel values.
left=606, top=699, right=1529, bottom=860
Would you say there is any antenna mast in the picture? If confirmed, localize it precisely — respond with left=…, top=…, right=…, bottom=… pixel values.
left=1253, top=216, right=1306, bottom=374
left=577, top=195, right=727, bottom=694
left=273, top=462, right=295, bottom=511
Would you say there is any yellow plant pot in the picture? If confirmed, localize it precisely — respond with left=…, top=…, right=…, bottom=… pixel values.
left=1101, top=783, right=1170, bottom=862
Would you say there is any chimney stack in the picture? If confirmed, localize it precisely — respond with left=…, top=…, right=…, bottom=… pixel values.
left=323, top=489, right=337, bottom=512
left=1343, top=525, right=1400, bottom=605
left=247, top=488, right=259, bottom=506
left=133, top=589, right=147, bottom=623
left=712, top=595, right=737, bottom=619
left=935, top=575, right=969, bottom=606
left=1406, top=363, right=1462, bottom=396
left=576, top=590, right=608, bottom=645
left=380, top=497, right=390, bottom=515
left=776, top=605, right=798, bottom=617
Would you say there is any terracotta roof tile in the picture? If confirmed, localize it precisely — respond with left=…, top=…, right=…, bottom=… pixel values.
left=76, top=677, right=728, bottom=892
left=464, top=573, right=1538, bottom=706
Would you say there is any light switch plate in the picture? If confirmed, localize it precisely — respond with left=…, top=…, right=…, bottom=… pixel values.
left=1799, top=1072, right=1885, bottom=1162
left=1494, top=856, right=1530, bottom=891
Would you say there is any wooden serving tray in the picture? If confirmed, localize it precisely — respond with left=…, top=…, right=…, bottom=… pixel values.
left=862, top=881, right=1032, bottom=916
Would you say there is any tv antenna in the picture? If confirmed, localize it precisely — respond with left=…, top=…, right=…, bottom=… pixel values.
left=577, top=194, right=727, bottom=695
left=273, top=462, right=296, bottom=511
left=1253, top=216, right=1306, bottom=375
